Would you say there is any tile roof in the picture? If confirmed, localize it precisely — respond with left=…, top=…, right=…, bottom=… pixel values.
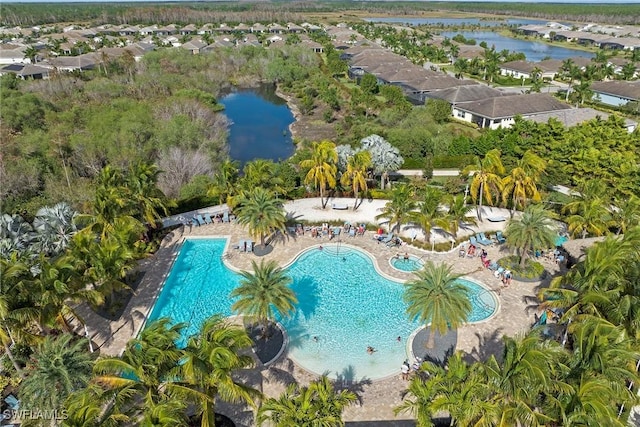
left=457, top=93, right=571, bottom=119
left=591, top=80, right=640, bottom=101
left=426, top=85, right=505, bottom=104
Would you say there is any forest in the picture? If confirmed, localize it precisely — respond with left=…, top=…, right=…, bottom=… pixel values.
left=1, top=1, right=639, bottom=27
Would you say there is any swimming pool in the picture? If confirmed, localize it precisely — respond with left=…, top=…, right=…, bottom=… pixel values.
left=389, top=254, right=424, bottom=272
left=147, top=239, right=498, bottom=380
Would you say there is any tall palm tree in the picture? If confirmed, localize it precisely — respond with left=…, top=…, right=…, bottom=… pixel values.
left=375, top=183, right=416, bottom=234
left=257, top=375, right=357, bottom=427
left=300, top=140, right=338, bottom=209
left=235, top=187, right=287, bottom=247
left=408, top=186, right=447, bottom=244
left=403, top=261, right=471, bottom=348
left=561, top=58, right=579, bottom=102
left=501, top=150, right=546, bottom=214
left=612, top=195, right=640, bottom=235
left=127, top=161, right=173, bottom=228
left=563, top=195, right=613, bottom=239
left=462, top=148, right=505, bottom=222
left=92, top=318, right=188, bottom=422
left=207, top=159, right=239, bottom=206
left=340, top=150, right=371, bottom=210
left=231, top=259, right=297, bottom=333
left=505, top=205, right=557, bottom=268
left=180, top=315, right=260, bottom=427
left=482, top=332, right=565, bottom=426
left=18, top=334, right=94, bottom=414
left=444, top=194, right=477, bottom=239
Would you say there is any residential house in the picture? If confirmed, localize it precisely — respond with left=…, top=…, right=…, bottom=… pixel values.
left=181, top=40, right=207, bottom=54
left=425, top=85, right=505, bottom=118
left=591, top=80, right=640, bottom=107
left=600, top=37, right=640, bottom=51
left=180, top=24, right=197, bottom=36
left=251, top=23, right=267, bottom=33
left=453, top=93, right=572, bottom=129
left=0, top=45, right=28, bottom=64
left=268, top=23, right=287, bottom=34
left=287, top=23, right=305, bottom=33
left=500, top=60, right=557, bottom=80
left=528, top=107, right=637, bottom=133
left=45, top=53, right=99, bottom=72
left=300, top=38, right=323, bottom=53
left=0, top=63, right=50, bottom=79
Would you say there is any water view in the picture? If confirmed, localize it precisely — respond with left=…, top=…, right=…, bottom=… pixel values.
left=440, top=31, right=594, bottom=61
left=219, top=85, right=295, bottom=166
left=364, top=17, right=571, bottom=27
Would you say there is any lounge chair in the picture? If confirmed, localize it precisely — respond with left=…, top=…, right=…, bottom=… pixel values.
left=332, top=203, right=348, bottom=210
left=204, top=213, right=213, bottom=224
left=349, top=228, right=356, bottom=237
left=469, top=236, right=479, bottom=247
left=496, top=231, right=506, bottom=244
left=246, top=241, right=253, bottom=253
left=222, top=211, right=230, bottom=223
left=191, top=218, right=200, bottom=227
left=487, top=216, right=506, bottom=222
left=381, top=234, right=394, bottom=244
left=235, top=240, right=245, bottom=252
left=196, top=214, right=206, bottom=226
left=4, top=394, right=19, bottom=410
left=478, top=232, right=492, bottom=246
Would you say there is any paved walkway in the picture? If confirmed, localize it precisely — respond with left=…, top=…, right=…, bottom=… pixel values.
left=77, top=199, right=572, bottom=425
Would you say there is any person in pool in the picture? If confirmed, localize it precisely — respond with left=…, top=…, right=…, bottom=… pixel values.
left=367, top=346, right=376, bottom=354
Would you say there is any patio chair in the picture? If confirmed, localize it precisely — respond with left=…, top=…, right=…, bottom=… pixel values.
left=234, top=240, right=245, bottom=252
left=349, top=228, right=356, bottom=237
left=4, top=394, right=19, bottom=410
left=196, top=214, right=206, bottom=226
left=246, top=241, right=253, bottom=253
left=381, top=234, right=394, bottom=244
left=469, top=236, right=479, bottom=247
left=204, top=213, right=213, bottom=224
left=222, top=211, right=230, bottom=223
left=191, top=218, right=200, bottom=227
left=478, top=232, right=492, bottom=246
left=496, top=231, right=506, bottom=244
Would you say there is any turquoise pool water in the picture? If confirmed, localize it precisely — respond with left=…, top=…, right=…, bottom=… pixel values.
left=390, top=255, right=424, bottom=272
left=147, top=239, right=498, bottom=380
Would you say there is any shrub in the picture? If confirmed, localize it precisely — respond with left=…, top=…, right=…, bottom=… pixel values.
left=497, top=255, right=546, bottom=280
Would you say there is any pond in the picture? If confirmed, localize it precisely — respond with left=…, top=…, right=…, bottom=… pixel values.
left=440, top=31, right=594, bottom=62
left=364, top=17, right=571, bottom=27
left=219, top=85, right=295, bottom=166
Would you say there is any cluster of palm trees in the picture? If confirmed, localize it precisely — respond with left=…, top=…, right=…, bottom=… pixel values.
left=398, top=228, right=640, bottom=426
left=0, top=162, right=173, bottom=400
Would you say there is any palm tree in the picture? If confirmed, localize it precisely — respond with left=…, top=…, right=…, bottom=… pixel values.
left=611, top=195, right=640, bottom=235
left=231, top=259, right=296, bottom=333
left=375, top=183, right=416, bottom=234
left=257, top=376, right=357, bottom=427
left=408, top=186, right=447, bottom=244
left=561, top=58, right=580, bottom=102
left=482, top=332, right=565, bottom=426
left=207, top=159, right=239, bottom=206
left=18, top=334, right=94, bottom=414
left=235, top=187, right=287, bottom=248
left=403, top=261, right=471, bottom=348
left=505, top=205, right=557, bottom=268
left=127, top=161, right=173, bottom=228
left=462, top=148, right=505, bottom=222
left=180, top=315, right=260, bottom=427
left=340, top=150, right=371, bottom=210
left=501, top=150, right=546, bottom=214
left=563, top=195, right=613, bottom=239
left=92, top=318, right=187, bottom=422
left=570, top=80, right=593, bottom=106
left=300, top=140, right=338, bottom=209
left=444, top=194, right=477, bottom=239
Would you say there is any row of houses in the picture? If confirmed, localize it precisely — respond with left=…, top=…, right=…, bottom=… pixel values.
left=343, top=43, right=637, bottom=132
left=499, top=57, right=638, bottom=80
left=0, top=22, right=324, bottom=39
left=518, top=25, right=640, bottom=50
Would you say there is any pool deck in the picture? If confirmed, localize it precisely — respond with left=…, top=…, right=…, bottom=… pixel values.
left=75, top=201, right=573, bottom=426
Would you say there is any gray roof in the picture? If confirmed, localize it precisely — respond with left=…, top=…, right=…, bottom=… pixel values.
left=426, top=85, right=505, bottom=104
left=403, top=75, right=477, bottom=93
left=591, top=80, right=640, bottom=101
left=457, top=93, right=571, bottom=119
left=527, top=107, right=636, bottom=130
left=1, top=63, right=50, bottom=77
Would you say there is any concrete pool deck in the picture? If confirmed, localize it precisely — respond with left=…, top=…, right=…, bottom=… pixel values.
left=76, top=199, right=573, bottom=426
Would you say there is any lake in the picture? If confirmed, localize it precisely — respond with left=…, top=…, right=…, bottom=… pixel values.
left=440, top=31, right=594, bottom=61
left=219, top=85, right=295, bottom=166
left=364, top=17, right=571, bottom=27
